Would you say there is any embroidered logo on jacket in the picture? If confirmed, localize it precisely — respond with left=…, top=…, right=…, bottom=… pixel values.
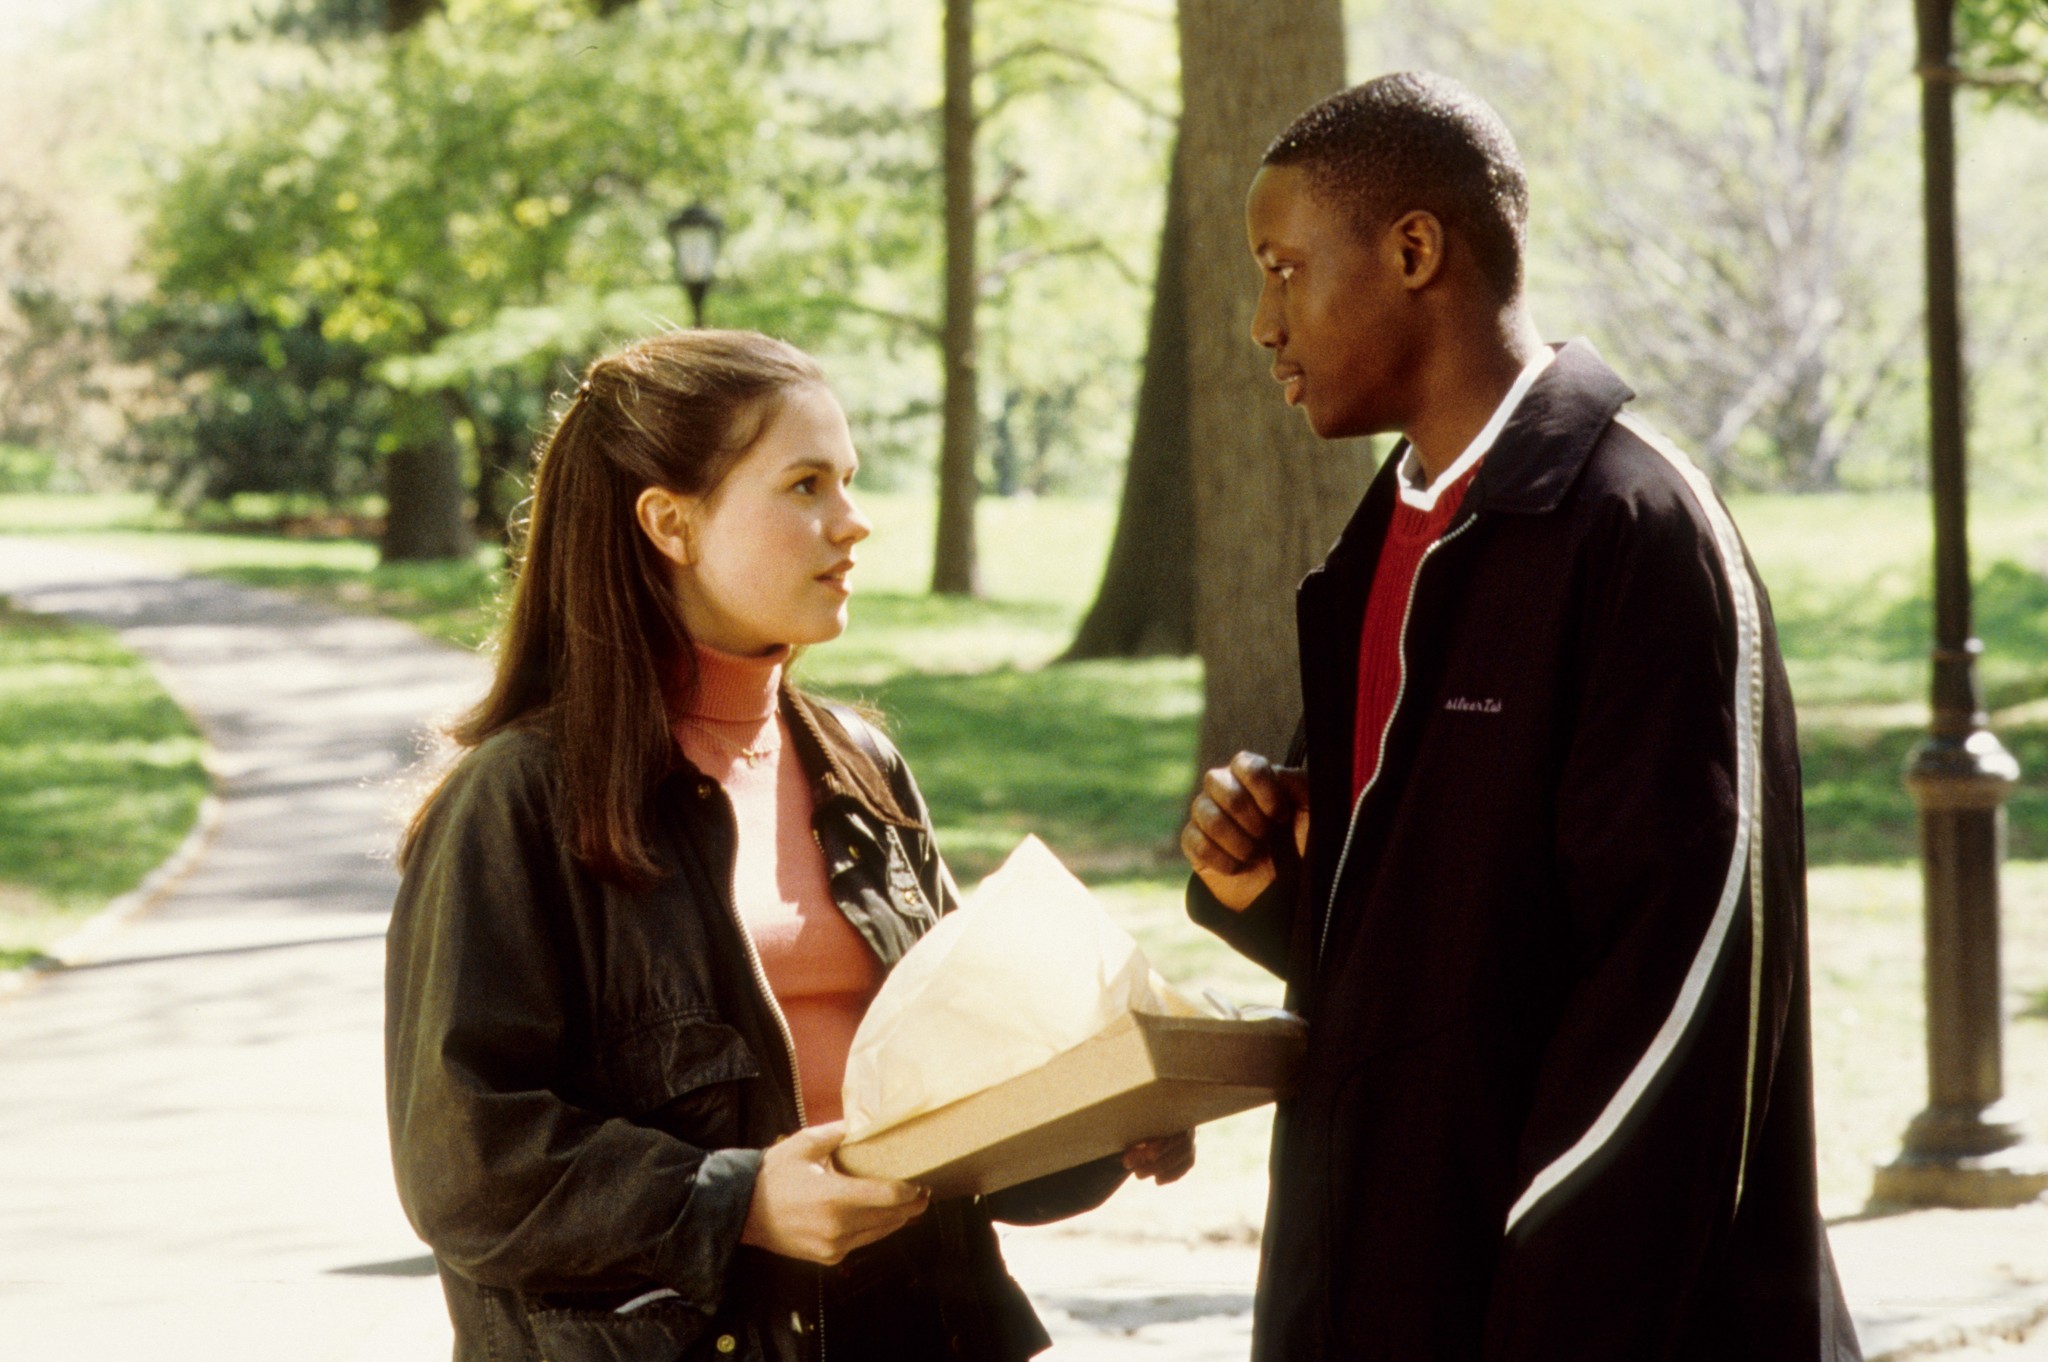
left=1444, top=697, right=1503, bottom=714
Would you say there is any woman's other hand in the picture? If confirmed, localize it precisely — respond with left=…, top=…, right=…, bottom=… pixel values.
left=1121, top=1129, right=1196, bottom=1184
left=741, top=1122, right=929, bottom=1264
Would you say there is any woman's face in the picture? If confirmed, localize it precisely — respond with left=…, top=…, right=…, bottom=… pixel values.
left=664, top=382, right=872, bottom=657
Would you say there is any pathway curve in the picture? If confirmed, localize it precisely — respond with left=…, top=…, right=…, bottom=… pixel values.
left=0, top=537, right=485, bottom=1360
left=0, top=537, right=1262, bottom=1362
left=2, top=535, right=2045, bottom=1361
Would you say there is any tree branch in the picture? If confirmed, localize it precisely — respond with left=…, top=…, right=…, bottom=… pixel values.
left=980, top=238, right=1141, bottom=289
left=975, top=40, right=1175, bottom=125
left=1918, top=61, right=2048, bottom=106
left=830, top=297, right=942, bottom=343
left=976, top=164, right=1027, bottom=218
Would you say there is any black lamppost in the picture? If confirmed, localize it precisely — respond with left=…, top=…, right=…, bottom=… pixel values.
left=666, top=202, right=725, bottom=328
left=1873, top=0, right=2048, bottom=1209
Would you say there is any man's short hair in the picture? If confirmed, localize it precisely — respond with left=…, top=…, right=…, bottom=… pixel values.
left=1264, top=72, right=1528, bottom=302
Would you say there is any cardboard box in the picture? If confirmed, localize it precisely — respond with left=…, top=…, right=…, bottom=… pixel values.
left=834, top=1010, right=1307, bottom=1198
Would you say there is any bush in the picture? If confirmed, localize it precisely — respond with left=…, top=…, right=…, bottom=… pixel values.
left=0, top=444, right=55, bottom=494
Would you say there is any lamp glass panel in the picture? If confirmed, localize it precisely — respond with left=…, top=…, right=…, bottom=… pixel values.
left=672, top=228, right=719, bottom=286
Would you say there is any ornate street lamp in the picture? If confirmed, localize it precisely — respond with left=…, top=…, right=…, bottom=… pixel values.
left=666, top=202, right=725, bottom=329
left=1873, top=0, right=2048, bottom=1209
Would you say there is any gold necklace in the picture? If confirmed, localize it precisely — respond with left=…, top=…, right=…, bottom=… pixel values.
left=680, top=717, right=781, bottom=767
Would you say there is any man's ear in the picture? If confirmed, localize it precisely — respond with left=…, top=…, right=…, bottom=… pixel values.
left=1387, top=210, right=1446, bottom=292
left=635, top=486, right=697, bottom=567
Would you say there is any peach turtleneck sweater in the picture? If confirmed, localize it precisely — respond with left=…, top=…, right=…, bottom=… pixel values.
left=670, top=643, right=883, bottom=1125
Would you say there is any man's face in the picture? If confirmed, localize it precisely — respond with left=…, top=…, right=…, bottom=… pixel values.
left=1245, top=164, right=1417, bottom=440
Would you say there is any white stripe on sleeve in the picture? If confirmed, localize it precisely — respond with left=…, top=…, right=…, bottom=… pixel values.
left=1503, top=411, right=1766, bottom=1235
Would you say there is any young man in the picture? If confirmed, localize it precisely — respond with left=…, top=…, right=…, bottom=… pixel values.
left=1180, top=73, right=1861, bottom=1360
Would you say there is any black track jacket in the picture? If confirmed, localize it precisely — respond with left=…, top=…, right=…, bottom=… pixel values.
left=1191, top=343, right=1861, bottom=1361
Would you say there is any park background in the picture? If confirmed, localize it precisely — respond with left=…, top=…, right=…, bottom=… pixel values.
left=0, top=0, right=2046, bottom=1308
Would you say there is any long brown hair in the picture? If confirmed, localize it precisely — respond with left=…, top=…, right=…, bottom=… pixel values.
left=404, top=329, right=825, bottom=887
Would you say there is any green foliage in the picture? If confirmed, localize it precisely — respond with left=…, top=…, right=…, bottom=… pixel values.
left=0, top=445, right=58, bottom=494
left=722, top=0, right=1173, bottom=491
left=135, top=0, right=767, bottom=503
left=0, top=599, right=208, bottom=954
left=1959, top=0, right=2048, bottom=109
left=150, top=0, right=761, bottom=354
left=0, top=187, right=108, bottom=470
left=128, top=0, right=1175, bottom=505
left=117, top=302, right=390, bottom=502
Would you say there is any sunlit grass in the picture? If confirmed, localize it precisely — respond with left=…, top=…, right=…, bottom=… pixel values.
left=1808, top=861, right=2048, bottom=1218
left=7, top=487, right=2042, bottom=873
left=2, top=484, right=2046, bottom=1225
left=201, top=556, right=509, bottom=651
left=0, top=600, right=209, bottom=957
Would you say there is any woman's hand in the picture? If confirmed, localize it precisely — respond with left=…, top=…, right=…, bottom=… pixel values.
left=740, top=1122, right=929, bottom=1265
left=1121, top=1129, right=1196, bottom=1184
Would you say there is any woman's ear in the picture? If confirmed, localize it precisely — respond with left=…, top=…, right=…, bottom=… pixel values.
left=634, top=486, right=697, bottom=567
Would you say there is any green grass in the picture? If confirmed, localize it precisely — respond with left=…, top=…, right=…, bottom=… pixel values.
left=6, top=486, right=2043, bottom=875
left=203, top=556, right=509, bottom=651
left=1808, top=861, right=2048, bottom=1217
left=5, top=485, right=2047, bottom=1223
left=821, top=653, right=1203, bottom=880
left=0, top=599, right=209, bottom=958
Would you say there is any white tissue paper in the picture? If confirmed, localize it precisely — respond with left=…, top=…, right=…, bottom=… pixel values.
left=840, top=834, right=1213, bottom=1141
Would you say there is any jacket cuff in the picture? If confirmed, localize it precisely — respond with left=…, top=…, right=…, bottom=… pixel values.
left=981, top=1153, right=1129, bottom=1226
left=1186, top=873, right=1292, bottom=978
left=653, top=1146, right=762, bottom=1311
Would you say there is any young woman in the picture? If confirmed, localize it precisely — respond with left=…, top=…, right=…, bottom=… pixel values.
left=386, top=329, right=1192, bottom=1362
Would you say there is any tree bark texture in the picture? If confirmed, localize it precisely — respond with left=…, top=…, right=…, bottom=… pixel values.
left=932, top=0, right=983, bottom=596
left=1063, top=140, right=1195, bottom=660
left=1179, top=0, right=1366, bottom=770
left=380, top=392, right=473, bottom=563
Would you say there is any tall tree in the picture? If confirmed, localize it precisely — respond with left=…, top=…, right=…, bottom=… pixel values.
left=1062, top=140, right=1194, bottom=660
left=1178, top=0, right=1369, bottom=770
left=1562, top=0, right=1905, bottom=489
left=1386, top=0, right=1916, bottom=490
left=934, top=0, right=982, bottom=595
left=142, top=0, right=757, bottom=562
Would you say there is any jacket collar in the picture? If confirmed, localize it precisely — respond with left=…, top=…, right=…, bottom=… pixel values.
left=1310, top=338, right=1634, bottom=592
left=1461, top=338, right=1633, bottom=517
left=782, top=690, right=922, bottom=830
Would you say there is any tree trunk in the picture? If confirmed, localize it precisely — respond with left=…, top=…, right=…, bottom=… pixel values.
left=1062, top=139, right=1196, bottom=661
left=380, top=391, right=472, bottom=563
left=1179, top=0, right=1367, bottom=770
left=932, top=0, right=982, bottom=596
left=385, top=0, right=440, bottom=33
left=473, top=423, right=522, bottom=544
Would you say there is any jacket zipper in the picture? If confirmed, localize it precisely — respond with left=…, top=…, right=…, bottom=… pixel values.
left=1318, top=514, right=1478, bottom=970
left=710, top=785, right=824, bottom=1362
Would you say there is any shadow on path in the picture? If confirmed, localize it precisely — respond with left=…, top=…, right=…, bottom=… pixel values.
left=0, top=537, right=486, bottom=1362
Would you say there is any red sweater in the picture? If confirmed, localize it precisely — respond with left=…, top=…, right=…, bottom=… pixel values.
left=1349, top=352, right=1554, bottom=801
left=1352, top=463, right=1480, bottom=801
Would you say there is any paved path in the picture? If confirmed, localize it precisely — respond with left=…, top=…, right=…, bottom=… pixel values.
left=1, top=535, right=2046, bottom=1360
left=0, top=538, right=480, bottom=1360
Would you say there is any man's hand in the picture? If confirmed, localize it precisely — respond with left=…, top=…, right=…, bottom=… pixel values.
left=742, top=1122, right=929, bottom=1265
left=1122, top=1130, right=1196, bottom=1184
left=1180, top=752, right=1309, bottom=911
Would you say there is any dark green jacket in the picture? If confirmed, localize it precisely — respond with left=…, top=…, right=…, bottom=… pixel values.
left=387, top=692, right=1122, bottom=1362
